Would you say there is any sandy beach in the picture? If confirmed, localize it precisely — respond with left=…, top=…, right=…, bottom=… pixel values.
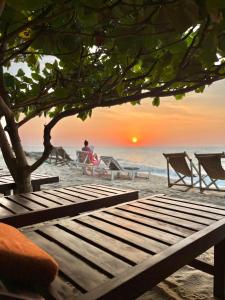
left=26, top=157, right=225, bottom=300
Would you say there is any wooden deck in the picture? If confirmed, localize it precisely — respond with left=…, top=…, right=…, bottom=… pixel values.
left=2, top=194, right=225, bottom=299
left=0, top=184, right=138, bottom=227
left=0, top=171, right=59, bottom=195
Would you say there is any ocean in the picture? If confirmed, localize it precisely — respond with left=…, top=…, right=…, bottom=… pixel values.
left=19, top=144, right=225, bottom=179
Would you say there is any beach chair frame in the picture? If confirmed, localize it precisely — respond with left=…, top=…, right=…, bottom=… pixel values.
left=49, top=146, right=72, bottom=165
left=99, top=156, right=141, bottom=180
left=99, top=156, right=123, bottom=180
left=195, top=152, right=225, bottom=192
left=163, top=152, right=202, bottom=189
left=75, top=151, right=95, bottom=175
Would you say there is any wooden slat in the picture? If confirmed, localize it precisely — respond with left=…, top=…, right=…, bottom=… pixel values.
left=20, top=193, right=58, bottom=208
left=64, top=187, right=102, bottom=198
left=82, top=185, right=122, bottom=194
left=131, top=202, right=214, bottom=225
left=120, top=204, right=205, bottom=231
left=61, top=220, right=150, bottom=264
left=47, top=276, right=82, bottom=299
left=54, top=188, right=98, bottom=200
left=92, top=211, right=182, bottom=245
left=69, top=186, right=115, bottom=197
left=32, top=191, right=73, bottom=205
left=89, top=184, right=129, bottom=193
left=26, top=231, right=109, bottom=292
left=77, top=216, right=167, bottom=254
left=42, top=190, right=85, bottom=202
left=151, top=195, right=225, bottom=216
left=40, top=226, right=131, bottom=276
left=6, top=195, right=44, bottom=210
left=158, top=194, right=225, bottom=211
left=141, top=198, right=222, bottom=220
left=0, top=206, right=14, bottom=217
left=0, top=197, right=29, bottom=214
left=107, top=207, right=194, bottom=237
left=44, top=189, right=95, bottom=202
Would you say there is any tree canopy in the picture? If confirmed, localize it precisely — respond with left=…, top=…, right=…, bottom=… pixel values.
left=1, top=0, right=225, bottom=191
left=2, top=0, right=225, bottom=121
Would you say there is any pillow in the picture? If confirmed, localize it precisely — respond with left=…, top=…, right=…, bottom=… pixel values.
left=0, top=223, right=58, bottom=287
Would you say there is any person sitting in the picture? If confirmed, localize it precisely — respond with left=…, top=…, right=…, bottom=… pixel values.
left=82, top=140, right=91, bottom=152
left=89, top=145, right=99, bottom=165
left=82, top=140, right=99, bottom=165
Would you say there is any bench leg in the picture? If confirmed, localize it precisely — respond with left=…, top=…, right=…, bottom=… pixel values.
left=214, top=239, right=225, bottom=299
left=111, top=171, right=115, bottom=181
left=33, top=184, right=41, bottom=192
left=4, top=189, right=11, bottom=196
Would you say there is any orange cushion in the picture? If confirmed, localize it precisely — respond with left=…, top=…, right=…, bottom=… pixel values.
left=0, top=223, right=58, bottom=287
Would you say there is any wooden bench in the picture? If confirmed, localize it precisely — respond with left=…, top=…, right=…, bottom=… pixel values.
left=0, top=172, right=59, bottom=195
left=2, top=193, right=225, bottom=299
left=0, top=184, right=138, bottom=228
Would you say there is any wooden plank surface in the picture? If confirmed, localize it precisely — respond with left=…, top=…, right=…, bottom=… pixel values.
left=0, top=185, right=138, bottom=227
left=150, top=195, right=225, bottom=216
left=12, top=194, right=225, bottom=299
left=2, top=194, right=225, bottom=299
left=62, top=220, right=150, bottom=264
left=0, top=172, right=59, bottom=194
left=141, top=198, right=223, bottom=220
left=130, top=202, right=214, bottom=225
left=105, top=207, right=195, bottom=237
left=119, top=204, right=205, bottom=231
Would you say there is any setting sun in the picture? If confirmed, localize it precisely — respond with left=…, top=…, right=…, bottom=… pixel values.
left=131, top=136, right=138, bottom=143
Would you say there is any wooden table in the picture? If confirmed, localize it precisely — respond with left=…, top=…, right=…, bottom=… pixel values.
left=0, top=172, right=59, bottom=195
left=6, top=193, right=225, bottom=300
left=0, top=184, right=138, bottom=227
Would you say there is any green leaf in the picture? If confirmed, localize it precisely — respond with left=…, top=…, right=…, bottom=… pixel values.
left=175, top=94, right=185, bottom=100
left=54, top=87, right=68, bottom=98
left=16, top=69, right=25, bottom=77
left=77, top=110, right=89, bottom=121
left=131, top=100, right=141, bottom=106
left=132, top=62, right=142, bottom=73
left=195, top=86, right=205, bottom=93
left=31, top=73, right=41, bottom=81
left=167, top=0, right=199, bottom=32
left=152, top=97, right=160, bottom=107
left=45, top=63, right=53, bottom=70
left=4, top=73, right=15, bottom=89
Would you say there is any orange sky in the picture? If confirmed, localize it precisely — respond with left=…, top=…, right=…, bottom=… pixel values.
left=19, top=80, right=225, bottom=148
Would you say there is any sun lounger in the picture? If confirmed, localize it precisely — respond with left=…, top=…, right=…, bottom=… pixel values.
left=99, top=156, right=146, bottom=180
left=2, top=194, right=225, bottom=299
left=195, top=152, right=225, bottom=192
left=49, top=146, right=73, bottom=165
left=75, top=151, right=97, bottom=175
left=163, top=152, right=201, bottom=188
left=0, top=184, right=138, bottom=227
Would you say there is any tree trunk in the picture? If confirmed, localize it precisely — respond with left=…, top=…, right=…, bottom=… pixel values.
left=14, top=169, right=32, bottom=194
left=0, top=121, right=33, bottom=194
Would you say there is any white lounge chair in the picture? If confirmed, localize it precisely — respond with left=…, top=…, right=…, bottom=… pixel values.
left=99, top=156, right=140, bottom=180
left=75, top=151, right=96, bottom=175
